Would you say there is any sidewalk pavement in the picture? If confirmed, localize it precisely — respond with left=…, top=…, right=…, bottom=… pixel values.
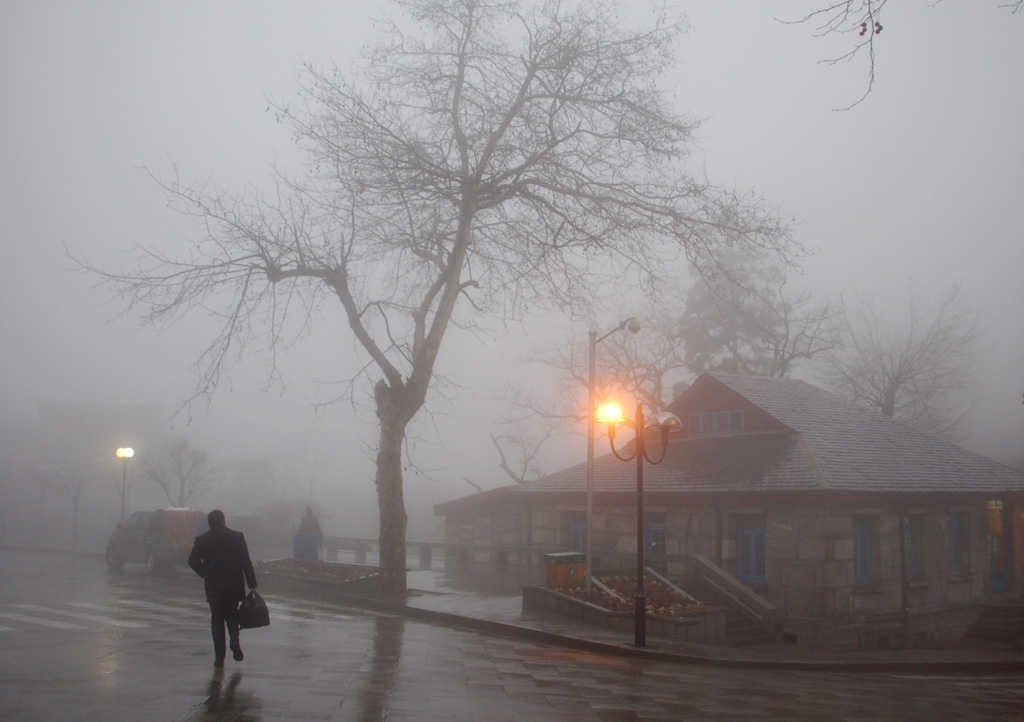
left=335, top=569, right=1024, bottom=674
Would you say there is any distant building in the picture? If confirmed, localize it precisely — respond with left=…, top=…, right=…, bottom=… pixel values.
left=436, top=372, right=1024, bottom=649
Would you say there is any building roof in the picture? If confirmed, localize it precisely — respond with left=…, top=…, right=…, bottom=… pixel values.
left=699, top=372, right=1024, bottom=494
left=515, top=372, right=1024, bottom=499
left=436, top=373, right=1024, bottom=517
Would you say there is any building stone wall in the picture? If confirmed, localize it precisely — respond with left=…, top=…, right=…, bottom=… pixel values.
left=440, top=494, right=1016, bottom=648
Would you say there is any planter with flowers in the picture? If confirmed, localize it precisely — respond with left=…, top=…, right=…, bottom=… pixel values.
left=254, top=558, right=380, bottom=602
left=523, top=567, right=726, bottom=645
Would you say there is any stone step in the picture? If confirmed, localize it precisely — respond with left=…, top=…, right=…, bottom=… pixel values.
left=679, top=578, right=775, bottom=647
left=967, top=604, right=1023, bottom=642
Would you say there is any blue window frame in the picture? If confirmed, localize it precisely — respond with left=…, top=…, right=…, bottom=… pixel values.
left=688, top=410, right=744, bottom=437
left=948, top=514, right=964, bottom=574
left=988, top=500, right=1009, bottom=592
left=646, top=522, right=668, bottom=574
left=738, top=515, right=766, bottom=582
left=568, top=512, right=586, bottom=552
left=854, top=517, right=871, bottom=583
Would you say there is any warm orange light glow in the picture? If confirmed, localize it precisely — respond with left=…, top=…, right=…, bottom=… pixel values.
left=595, top=402, right=626, bottom=425
left=116, top=447, right=134, bottom=459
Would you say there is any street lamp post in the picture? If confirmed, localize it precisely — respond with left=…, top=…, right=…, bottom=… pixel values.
left=116, top=447, right=134, bottom=524
left=586, top=318, right=640, bottom=598
left=600, top=401, right=681, bottom=647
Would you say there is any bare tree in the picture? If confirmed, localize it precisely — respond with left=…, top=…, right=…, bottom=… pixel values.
left=489, top=429, right=553, bottom=486
left=678, top=246, right=842, bottom=378
left=819, top=282, right=982, bottom=439
left=583, top=315, right=692, bottom=413
left=142, top=440, right=220, bottom=508
left=35, top=459, right=93, bottom=547
left=786, top=1, right=1022, bottom=108
left=492, top=313, right=690, bottom=481
left=84, top=0, right=791, bottom=592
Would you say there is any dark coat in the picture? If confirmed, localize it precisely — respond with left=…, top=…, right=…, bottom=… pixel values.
left=188, top=525, right=257, bottom=603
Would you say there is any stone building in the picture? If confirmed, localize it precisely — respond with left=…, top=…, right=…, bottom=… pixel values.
left=435, top=372, right=1024, bottom=649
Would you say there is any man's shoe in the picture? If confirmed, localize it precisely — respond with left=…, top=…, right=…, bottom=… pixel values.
left=214, top=659, right=224, bottom=668
left=230, top=643, right=243, bottom=662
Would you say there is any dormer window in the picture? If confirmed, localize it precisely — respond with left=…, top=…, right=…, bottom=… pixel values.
left=688, top=410, right=744, bottom=436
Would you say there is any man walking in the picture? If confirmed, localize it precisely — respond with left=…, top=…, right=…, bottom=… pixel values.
left=188, top=509, right=258, bottom=667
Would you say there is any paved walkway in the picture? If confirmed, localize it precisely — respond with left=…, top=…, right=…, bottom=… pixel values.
left=389, top=569, right=1024, bottom=673
left=3, top=549, right=1023, bottom=721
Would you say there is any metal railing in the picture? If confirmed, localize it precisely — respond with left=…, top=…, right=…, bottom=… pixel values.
left=691, top=554, right=776, bottom=626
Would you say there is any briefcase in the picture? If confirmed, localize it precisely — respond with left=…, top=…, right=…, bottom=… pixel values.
left=237, top=590, right=270, bottom=629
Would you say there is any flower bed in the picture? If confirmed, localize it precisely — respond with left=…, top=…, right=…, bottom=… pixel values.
left=556, top=572, right=706, bottom=621
left=254, top=558, right=377, bottom=583
left=522, top=568, right=727, bottom=645
left=255, top=558, right=380, bottom=600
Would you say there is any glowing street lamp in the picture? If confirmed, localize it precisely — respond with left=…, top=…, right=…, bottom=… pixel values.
left=600, top=402, right=682, bottom=647
left=586, top=318, right=639, bottom=598
left=116, top=447, right=134, bottom=524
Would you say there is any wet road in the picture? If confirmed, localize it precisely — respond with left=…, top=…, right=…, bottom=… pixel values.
left=0, top=549, right=1021, bottom=721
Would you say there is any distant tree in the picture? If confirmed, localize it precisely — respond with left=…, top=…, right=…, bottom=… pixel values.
left=582, top=314, right=692, bottom=413
left=489, top=417, right=558, bottom=487
left=491, top=313, right=690, bottom=483
left=788, top=1, right=1022, bottom=108
left=678, top=247, right=842, bottom=378
left=142, top=439, right=220, bottom=508
left=35, top=458, right=93, bottom=547
left=819, top=282, right=982, bottom=439
left=83, top=0, right=791, bottom=593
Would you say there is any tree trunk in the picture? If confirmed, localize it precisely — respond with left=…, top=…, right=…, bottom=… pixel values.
left=375, top=381, right=409, bottom=594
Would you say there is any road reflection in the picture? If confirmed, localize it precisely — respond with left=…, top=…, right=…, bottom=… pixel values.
left=187, top=670, right=262, bottom=721
left=347, top=614, right=405, bottom=721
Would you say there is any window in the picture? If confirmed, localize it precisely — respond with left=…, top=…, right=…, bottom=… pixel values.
left=645, top=520, right=668, bottom=574
left=738, top=515, right=766, bottom=582
left=568, top=512, right=586, bottom=552
left=688, top=410, right=744, bottom=437
left=988, top=500, right=1009, bottom=592
left=722, top=410, right=744, bottom=433
left=854, top=516, right=872, bottom=583
left=124, top=512, right=149, bottom=532
left=948, top=513, right=964, bottom=574
left=903, top=516, right=919, bottom=580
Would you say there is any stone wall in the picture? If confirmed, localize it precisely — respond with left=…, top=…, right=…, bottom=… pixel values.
left=441, top=495, right=1009, bottom=648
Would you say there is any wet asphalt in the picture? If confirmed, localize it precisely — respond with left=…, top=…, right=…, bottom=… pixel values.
left=1, top=549, right=1022, bottom=721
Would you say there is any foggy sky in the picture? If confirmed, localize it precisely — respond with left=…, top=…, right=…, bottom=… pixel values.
left=1, top=1, right=1021, bottom=508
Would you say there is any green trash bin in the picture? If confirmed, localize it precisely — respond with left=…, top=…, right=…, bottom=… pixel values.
left=544, top=551, right=585, bottom=585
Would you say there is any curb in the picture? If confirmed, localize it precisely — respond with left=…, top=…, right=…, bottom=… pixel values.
left=264, top=585, right=1024, bottom=675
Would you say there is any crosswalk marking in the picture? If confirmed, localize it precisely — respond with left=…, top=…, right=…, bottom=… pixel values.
left=124, top=595, right=358, bottom=623
left=12, top=603, right=147, bottom=629
left=0, top=610, right=82, bottom=630
left=95, top=599, right=203, bottom=615
left=3, top=596, right=355, bottom=631
left=170, top=596, right=353, bottom=623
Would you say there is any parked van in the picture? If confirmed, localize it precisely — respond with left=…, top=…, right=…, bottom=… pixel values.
left=105, top=508, right=205, bottom=572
